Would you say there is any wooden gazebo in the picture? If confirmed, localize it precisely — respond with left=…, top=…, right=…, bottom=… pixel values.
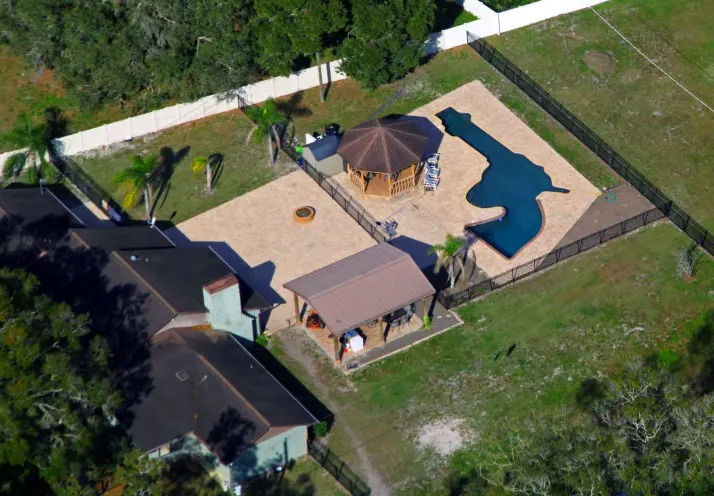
left=337, top=118, right=429, bottom=198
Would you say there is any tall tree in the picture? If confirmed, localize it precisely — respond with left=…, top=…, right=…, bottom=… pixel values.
left=1, top=113, right=53, bottom=184
left=429, top=234, right=473, bottom=288
left=340, top=0, right=435, bottom=89
left=0, top=268, right=162, bottom=494
left=253, top=0, right=347, bottom=101
left=113, top=155, right=161, bottom=219
left=245, top=99, right=284, bottom=165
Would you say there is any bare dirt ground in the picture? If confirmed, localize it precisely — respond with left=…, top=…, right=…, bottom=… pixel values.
left=274, top=327, right=391, bottom=495
left=416, top=418, right=471, bottom=457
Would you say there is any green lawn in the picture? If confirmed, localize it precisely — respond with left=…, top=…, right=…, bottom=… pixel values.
left=489, top=0, right=714, bottom=230
left=243, top=457, right=346, bottom=496
left=273, top=223, right=714, bottom=494
left=433, top=1, right=478, bottom=32
left=72, top=111, right=293, bottom=223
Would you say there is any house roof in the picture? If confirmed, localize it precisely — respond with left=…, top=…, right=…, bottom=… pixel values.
left=284, top=243, right=435, bottom=336
left=337, top=118, right=429, bottom=174
left=71, top=226, right=174, bottom=252
left=113, top=247, right=236, bottom=314
left=0, top=186, right=82, bottom=260
left=124, top=329, right=315, bottom=464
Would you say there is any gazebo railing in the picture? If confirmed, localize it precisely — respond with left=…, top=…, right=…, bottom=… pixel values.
left=391, top=173, right=417, bottom=196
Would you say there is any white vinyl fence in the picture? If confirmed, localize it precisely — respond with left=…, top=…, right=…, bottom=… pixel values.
left=0, top=0, right=608, bottom=166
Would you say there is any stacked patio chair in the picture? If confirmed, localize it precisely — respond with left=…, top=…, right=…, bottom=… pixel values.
left=423, top=152, right=440, bottom=191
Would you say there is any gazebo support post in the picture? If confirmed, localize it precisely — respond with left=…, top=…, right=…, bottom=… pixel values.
left=387, top=173, right=392, bottom=198
left=410, top=163, right=415, bottom=188
left=293, top=292, right=301, bottom=324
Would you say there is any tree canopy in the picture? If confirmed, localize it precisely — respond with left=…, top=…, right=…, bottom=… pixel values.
left=449, top=312, right=714, bottom=495
left=0, top=268, right=162, bottom=494
left=339, top=0, right=435, bottom=89
left=0, top=0, right=437, bottom=109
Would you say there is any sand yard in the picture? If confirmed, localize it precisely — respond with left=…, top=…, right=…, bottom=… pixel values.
left=173, top=170, right=376, bottom=332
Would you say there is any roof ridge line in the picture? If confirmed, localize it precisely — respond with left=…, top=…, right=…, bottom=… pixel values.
left=309, top=248, right=408, bottom=300
left=196, top=353, right=271, bottom=427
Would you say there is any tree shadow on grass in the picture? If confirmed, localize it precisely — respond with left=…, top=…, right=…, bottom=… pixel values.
left=275, top=93, right=312, bottom=122
left=152, top=146, right=191, bottom=215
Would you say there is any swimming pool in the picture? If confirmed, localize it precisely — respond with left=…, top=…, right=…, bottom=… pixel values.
left=436, top=107, right=569, bottom=259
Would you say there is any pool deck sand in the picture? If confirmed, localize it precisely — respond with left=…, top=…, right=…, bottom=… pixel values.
left=173, top=170, right=376, bottom=332
left=333, top=80, right=601, bottom=278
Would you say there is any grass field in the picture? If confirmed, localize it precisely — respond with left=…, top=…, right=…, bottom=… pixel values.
left=243, top=458, right=346, bottom=496
left=489, top=0, right=714, bottom=230
left=273, top=223, right=714, bottom=494
left=72, top=111, right=293, bottom=223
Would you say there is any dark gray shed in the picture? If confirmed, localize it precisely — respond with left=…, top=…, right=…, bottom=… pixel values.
left=303, top=135, right=344, bottom=176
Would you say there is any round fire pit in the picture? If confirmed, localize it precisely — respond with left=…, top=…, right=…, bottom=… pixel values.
left=293, top=206, right=316, bottom=223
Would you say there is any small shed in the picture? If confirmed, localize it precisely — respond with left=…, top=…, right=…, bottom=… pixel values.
left=302, top=135, right=344, bottom=176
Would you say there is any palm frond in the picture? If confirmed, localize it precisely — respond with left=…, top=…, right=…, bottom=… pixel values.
left=3, top=153, right=28, bottom=180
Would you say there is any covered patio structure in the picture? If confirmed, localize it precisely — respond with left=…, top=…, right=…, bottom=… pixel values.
left=284, top=243, right=436, bottom=364
left=338, top=118, right=429, bottom=199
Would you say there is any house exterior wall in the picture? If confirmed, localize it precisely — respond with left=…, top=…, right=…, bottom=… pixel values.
left=231, top=425, right=309, bottom=482
left=203, top=284, right=258, bottom=341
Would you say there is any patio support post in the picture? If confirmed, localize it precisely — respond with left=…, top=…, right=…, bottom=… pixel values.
left=422, top=296, right=430, bottom=320
left=332, top=333, right=341, bottom=364
left=379, top=317, right=385, bottom=343
left=293, top=292, right=301, bottom=324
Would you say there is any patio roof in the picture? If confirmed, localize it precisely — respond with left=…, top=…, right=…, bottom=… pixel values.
left=284, top=243, right=435, bottom=336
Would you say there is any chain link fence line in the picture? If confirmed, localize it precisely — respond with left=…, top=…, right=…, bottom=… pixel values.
left=308, top=439, right=372, bottom=496
left=466, top=32, right=714, bottom=256
left=440, top=206, right=664, bottom=308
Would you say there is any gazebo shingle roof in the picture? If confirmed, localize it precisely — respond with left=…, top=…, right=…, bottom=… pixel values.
left=284, top=244, right=435, bottom=336
left=337, top=118, right=429, bottom=174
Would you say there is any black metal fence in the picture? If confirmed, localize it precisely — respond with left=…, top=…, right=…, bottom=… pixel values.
left=281, top=143, right=389, bottom=243
left=308, top=439, right=372, bottom=496
left=466, top=32, right=714, bottom=257
left=49, top=148, right=129, bottom=223
left=440, top=207, right=664, bottom=308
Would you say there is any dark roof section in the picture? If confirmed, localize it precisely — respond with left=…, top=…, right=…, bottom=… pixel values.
left=114, top=247, right=234, bottom=314
left=0, top=186, right=82, bottom=258
left=337, top=118, right=429, bottom=174
left=182, top=330, right=315, bottom=427
left=284, top=243, right=435, bottom=336
left=125, top=329, right=314, bottom=464
left=306, top=135, right=341, bottom=162
left=71, top=226, right=173, bottom=253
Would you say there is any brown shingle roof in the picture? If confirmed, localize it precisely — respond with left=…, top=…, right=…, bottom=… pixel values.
left=283, top=244, right=435, bottom=336
left=337, top=118, right=429, bottom=174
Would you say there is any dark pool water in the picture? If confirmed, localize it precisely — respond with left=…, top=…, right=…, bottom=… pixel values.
left=436, top=107, right=569, bottom=259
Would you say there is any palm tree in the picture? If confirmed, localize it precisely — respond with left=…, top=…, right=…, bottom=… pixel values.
left=191, top=156, right=212, bottom=194
left=1, top=113, right=53, bottom=183
left=429, top=234, right=474, bottom=289
left=113, top=155, right=160, bottom=220
left=245, top=98, right=283, bottom=165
